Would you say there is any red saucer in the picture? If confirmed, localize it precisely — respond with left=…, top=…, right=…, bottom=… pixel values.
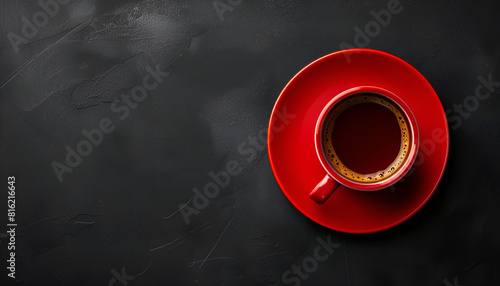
left=268, top=49, right=449, bottom=233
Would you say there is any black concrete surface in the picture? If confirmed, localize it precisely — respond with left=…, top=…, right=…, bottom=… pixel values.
left=1, top=0, right=499, bottom=285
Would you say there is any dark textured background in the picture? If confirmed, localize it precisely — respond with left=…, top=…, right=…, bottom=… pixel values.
left=1, top=0, right=499, bottom=285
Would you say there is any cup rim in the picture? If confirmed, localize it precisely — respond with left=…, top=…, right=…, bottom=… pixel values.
left=314, top=86, right=420, bottom=191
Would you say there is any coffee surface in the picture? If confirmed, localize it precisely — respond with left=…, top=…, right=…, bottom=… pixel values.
left=322, top=94, right=410, bottom=183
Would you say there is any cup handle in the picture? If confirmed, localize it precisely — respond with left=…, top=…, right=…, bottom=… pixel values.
left=309, top=175, right=340, bottom=204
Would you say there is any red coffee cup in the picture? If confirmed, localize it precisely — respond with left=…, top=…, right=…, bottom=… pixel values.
left=310, top=86, right=419, bottom=204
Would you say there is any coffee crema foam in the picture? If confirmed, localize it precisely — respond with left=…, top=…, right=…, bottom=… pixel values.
left=322, top=94, right=411, bottom=183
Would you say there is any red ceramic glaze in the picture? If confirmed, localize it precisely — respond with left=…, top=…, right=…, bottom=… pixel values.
left=310, top=86, right=419, bottom=204
left=268, top=49, right=449, bottom=233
